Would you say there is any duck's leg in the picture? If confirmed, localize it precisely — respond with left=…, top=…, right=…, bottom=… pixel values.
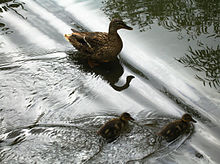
left=88, top=59, right=99, bottom=68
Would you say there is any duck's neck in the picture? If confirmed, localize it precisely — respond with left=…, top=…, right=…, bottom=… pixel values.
left=108, top=25, right=119, bottom=36
left=181, top=119, right=189, bottom=125
left=120, top=118, right=128, bottom=124
left=108, top=28, right=122, bottom=46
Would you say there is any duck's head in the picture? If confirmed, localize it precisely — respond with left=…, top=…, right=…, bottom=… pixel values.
left=182, top=113, right=197, bottom=123
left=120, top=112, right=135, bottom=121
left=109, top=19, right=133, bottom=32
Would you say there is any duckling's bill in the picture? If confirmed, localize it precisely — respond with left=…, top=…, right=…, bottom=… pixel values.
left=129, top=116, right=135, bottom=121
left=191, top=118, right=197, bottom=123
left=125, top=113, right=135, bottom=121
left=64, top=34, right=71, bottom=41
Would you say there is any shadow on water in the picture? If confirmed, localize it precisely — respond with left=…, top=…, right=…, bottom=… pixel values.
left=101, top=0, right=219, bottom=90
left=160, top=87, right=212, bottom=125
left=67, top=51, right=135, bottom=92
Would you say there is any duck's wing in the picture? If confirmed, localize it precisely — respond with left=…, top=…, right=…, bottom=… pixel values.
left=158, top=120, right=185, bottom=142
left=97, top=119, right=121, bottom=139
left=83, top=32, right=108, bottom=47
left=67, top=31, right=108, bottom=54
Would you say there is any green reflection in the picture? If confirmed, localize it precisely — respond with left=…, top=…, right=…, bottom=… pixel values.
left=102, top=0, right=219, bottom=89
left=0, top=0, right=26, bottom=35
left=176, top=46, right=220, bottom=88
left=102, top=0, right=219, bottom=37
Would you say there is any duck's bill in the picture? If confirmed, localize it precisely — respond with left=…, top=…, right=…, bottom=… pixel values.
left=124, top=25, right=133, bottom=30
left=129, top=117, right=135, bottom=121
left=191, top=118, right=197, bottom=123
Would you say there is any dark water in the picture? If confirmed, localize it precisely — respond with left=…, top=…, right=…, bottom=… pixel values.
left=0, top=0, right=219, bottom=163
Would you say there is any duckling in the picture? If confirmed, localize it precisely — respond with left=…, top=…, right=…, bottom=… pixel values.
left=97, top=112, right=134, bottom=143
left=64, top=19, right=133, bottom=67
left=158, top=113, right=196, bottom=142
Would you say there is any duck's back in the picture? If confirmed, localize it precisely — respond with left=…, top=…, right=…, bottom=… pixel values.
left=67, top=32, right=107, bottom=52
left=97, top=118, right=125, bottom=142
left=158, top=120, right=189, bottom=142
left=66, top=30, right=123, bottom=62
left=84, top=32, right=123, bottom=61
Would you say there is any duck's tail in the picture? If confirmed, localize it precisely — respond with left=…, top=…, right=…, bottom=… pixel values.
left=71, top=28, right=79, bottom=33
left=64, top=28, right=80, bottom=42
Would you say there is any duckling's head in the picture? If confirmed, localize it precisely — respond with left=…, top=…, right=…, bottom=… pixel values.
left=182, top=114, right=197, bottom=123
left=109, top=19, right=133, bottom=32
left=120, top=112, right=135, bottom=121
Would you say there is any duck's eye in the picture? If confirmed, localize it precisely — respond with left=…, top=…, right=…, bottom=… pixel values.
left=112, top=19, right=125, bottom=25
left=115, top=20, right=124, bottom=25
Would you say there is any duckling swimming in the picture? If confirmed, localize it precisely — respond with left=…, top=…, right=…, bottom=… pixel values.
left=97, top=112, right=134, bottom=143
left=64, top=19, right=133, bottom=67
left=158, top=113, right=196, bottom=142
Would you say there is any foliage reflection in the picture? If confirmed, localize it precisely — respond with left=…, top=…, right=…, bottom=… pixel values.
left=0, top=0, right=26, bottom=35
left=102, top=0, right=219, bottom=37
left=102, top=0, right=219, bottom=89
left=177, top=46, right=220, bottom=89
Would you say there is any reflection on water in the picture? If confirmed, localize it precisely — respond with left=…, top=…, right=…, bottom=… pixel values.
left=160, top=87, right=212, bottom=124
left=0, top=0, right=26, bottom=35
left=177, top=46, right=220, bottom=89
left=0, top=0, right=26, bottom=15
left=68, top=52, right=135, bottom=92
left=102, top=0, right=219, bottom=37
left=0, top=20, right=12, bottom=35
left=102, top=0, right=219, bottom=89
left=0, top=0, right=219, bottom=163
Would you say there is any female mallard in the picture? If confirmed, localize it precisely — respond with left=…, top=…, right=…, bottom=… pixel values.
left=97, top=112, right=134, bottom=143
left=64, top=19, right=133, bottom=67
left=158, top=113, right=196, bottom=142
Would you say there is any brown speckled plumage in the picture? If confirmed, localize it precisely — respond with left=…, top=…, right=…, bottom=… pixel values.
left=158, top=113, right=196, bottom=142
left=97, top=112, right=134, bottom=143
left=65, top=19, right=132, bottom=63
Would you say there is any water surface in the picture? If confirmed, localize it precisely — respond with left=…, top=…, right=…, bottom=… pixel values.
left=0, top=0, right=219, bottom=163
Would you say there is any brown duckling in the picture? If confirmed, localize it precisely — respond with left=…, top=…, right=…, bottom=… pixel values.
left=97, top=112, right=134, bottom=143
left=64, top=19, right=133, bottom=67
left=158, top=113, right=196, bottom=142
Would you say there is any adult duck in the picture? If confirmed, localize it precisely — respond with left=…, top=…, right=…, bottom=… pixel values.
left=64, top=19, right=132, bottom=67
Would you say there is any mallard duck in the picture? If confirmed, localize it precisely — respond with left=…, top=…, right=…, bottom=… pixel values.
left=158, top=113, right=196, bottom=142
left=64, top=18, right=133, bottom=67
left=97, top=112, right=134, bottom=143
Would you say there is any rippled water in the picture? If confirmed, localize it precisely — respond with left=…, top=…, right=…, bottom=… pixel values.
left=0, top=0, right=219, bottom=163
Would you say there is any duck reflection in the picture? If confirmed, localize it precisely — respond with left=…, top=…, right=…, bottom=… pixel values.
left=68, top=52, right=134, bottom=92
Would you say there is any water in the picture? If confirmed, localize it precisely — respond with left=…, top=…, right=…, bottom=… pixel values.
left=0, top=0, right=219, bottom=163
